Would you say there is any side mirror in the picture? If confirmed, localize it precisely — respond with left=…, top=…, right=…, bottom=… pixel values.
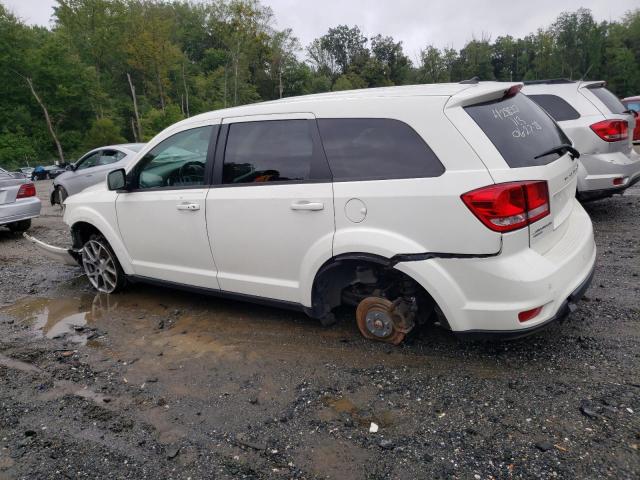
left=107, top=168, right=127, bottom=191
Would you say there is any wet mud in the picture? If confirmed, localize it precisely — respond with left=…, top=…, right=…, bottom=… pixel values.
left=0, top=180, right=639, bottom=479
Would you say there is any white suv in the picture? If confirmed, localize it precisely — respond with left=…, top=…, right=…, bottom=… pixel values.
left=522, top=80, right=640, bottom=201
left=30, top=82, right=596, bottom=344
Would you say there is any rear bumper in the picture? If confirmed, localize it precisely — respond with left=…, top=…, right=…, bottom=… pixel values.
left=454, top=263, right=594, bottom=340
left=0, top=197, right=41, bottom=226
left=396, top=200, right=596, bottom=334
left=577, top=149, right=640, bottom=196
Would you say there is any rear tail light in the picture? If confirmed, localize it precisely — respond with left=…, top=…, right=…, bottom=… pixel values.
left=590, top=120, right=628, bottom=142
left=16, top=183, right=36, bottom=199
left=461, top=181, right=550, bottom=233
left=518, top=306, right=543, bottom=322
left=503, top=84, right=522, bottom=99
left=612, top=177, right=626, bottom=186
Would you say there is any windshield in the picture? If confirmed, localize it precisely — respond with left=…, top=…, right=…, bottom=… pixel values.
left=464, top=92, right=571, bottom=168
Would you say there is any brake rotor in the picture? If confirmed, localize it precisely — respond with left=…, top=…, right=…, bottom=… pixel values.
left=356, top=297, right=407, bottom=345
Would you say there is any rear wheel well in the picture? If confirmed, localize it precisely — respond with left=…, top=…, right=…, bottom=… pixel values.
left=307, top=253, right=438, bottom=326
left=70, top=222, right=103, bottom=249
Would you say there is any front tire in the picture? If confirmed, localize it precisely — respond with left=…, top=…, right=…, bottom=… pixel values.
left=56, top=186, right=68, bottom=209
left=81, top=234, right=126, bottom=294
left=8, top=219, right=31, bottom=233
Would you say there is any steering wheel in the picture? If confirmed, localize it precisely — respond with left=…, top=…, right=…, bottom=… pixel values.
left=177, top=161, right=205, bottom=185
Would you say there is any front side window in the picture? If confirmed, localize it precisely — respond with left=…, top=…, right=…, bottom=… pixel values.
left=134, top=126, right=213, bottom=189
left=527, top=94, right=581, bottom=122
left=76, top=152, right=102, bottom=170
left=465, top=92, right=571, bottom=168
left=223, top=120, right=314, bottom=184
left=317, top=118, right=444, bottom=181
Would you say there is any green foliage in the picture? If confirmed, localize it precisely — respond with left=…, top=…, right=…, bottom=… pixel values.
left=141, top=105, right=185, bottom=141
left=0, top=131, right=37, bottom=170
left=0, top=1, right=639, bottom=171
left=84, top=118, right=127, bottom=150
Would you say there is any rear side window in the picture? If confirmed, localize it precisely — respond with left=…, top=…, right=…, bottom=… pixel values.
left=223, top=120, right=314, bottom=184
left=317, top=118, right=444, bottom=181
left=623, top=101, right=640, bottom=112
left=464, top=93, right=571, bottom=168
left=527, top=94, right=580, bottom=121
left=588, top=86, right=626, bottom=114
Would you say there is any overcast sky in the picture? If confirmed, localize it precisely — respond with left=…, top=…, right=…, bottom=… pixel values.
left=4, top=0, right=638, bottom=63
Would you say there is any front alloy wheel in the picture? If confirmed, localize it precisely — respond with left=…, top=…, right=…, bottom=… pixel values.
left=82, top=236, right=124, bottom=293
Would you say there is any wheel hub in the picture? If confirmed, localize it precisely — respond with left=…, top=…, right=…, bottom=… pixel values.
left=365, top=309, right=393, bottom=338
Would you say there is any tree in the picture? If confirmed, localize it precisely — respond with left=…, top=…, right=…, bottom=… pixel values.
left=320, top=25, right=369, bottom=75
left=83, top=118, right=126, bottom=149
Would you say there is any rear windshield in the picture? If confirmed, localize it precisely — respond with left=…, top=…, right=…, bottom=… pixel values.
left=464, top=92, right=571, bottom=168
left=588, top=86, right=626, bottom=114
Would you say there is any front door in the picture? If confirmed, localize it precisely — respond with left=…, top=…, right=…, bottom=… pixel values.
left=206, top=114, right=335, bottom=304
left=116, top=123, right=220, bottom=289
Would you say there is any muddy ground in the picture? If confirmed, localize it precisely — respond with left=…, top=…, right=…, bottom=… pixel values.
left=0, top=179, right=639, bottom=480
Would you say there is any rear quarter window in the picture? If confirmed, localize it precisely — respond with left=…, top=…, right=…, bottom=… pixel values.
left=527, top=94, right=580, bottom=121
left=464, top=93, right=571, bottom=168
left=588, top=86, right=626, bottom=115
left=317, top=118, right=444, bottom=181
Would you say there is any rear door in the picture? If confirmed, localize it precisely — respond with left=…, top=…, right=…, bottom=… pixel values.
left=447, top=88, right=578, bottom=253
left=205, top=113, right=334, bottom=304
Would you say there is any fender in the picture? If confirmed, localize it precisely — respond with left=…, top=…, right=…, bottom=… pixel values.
left=65, top=204, right=134, bottom=274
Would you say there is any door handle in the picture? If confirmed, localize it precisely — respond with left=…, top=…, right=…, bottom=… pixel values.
left=176, top=203, right=200, bottom=211
left=290, top=201, right=324, bottom=211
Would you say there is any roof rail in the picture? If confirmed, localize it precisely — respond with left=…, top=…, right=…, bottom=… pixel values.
left=522, top=78, right=575, bottom=85
left=459, top=76, right=480, bottom=84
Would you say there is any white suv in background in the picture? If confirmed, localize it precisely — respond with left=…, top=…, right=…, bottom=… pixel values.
left=523, top=80, right=640, bottom=201
left=29, top=83, right=596, bottom=344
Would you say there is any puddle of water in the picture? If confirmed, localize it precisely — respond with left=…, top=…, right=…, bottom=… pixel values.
left=323, top=395, right=395, bottom=428
left=1, top=294, right=116, bottom=345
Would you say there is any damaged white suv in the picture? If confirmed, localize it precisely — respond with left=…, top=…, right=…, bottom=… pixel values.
left=30, top=82, right=596, bottom=344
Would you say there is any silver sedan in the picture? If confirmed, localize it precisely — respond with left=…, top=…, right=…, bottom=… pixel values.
left=51, top=143, right=145, bottom=205
left=0, top=167, right=41, bottom=232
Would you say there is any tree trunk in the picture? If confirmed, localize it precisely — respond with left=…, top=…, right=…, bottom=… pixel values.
left=25, top=77, right=64, bottom=165
left=156, top=65, right=165, bottom=112
left=131, top=117, right=139, bottom=142
left=182, top=59, right=190, bottom=117
left=127, top=73, right=143, bottom=140
left=234, top=39, right=240, bottom=105
left=223, top=67, right=227, bottom=108
left=278, top=68, right=283, bottom=99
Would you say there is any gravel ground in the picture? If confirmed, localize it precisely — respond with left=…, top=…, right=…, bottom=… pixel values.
left=0, top=179, right=638, bottom=479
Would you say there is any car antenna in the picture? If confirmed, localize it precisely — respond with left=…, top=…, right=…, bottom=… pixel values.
left=578, top=64, right=593, bottom=82
left=459, top=76, right=480, bottom=84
